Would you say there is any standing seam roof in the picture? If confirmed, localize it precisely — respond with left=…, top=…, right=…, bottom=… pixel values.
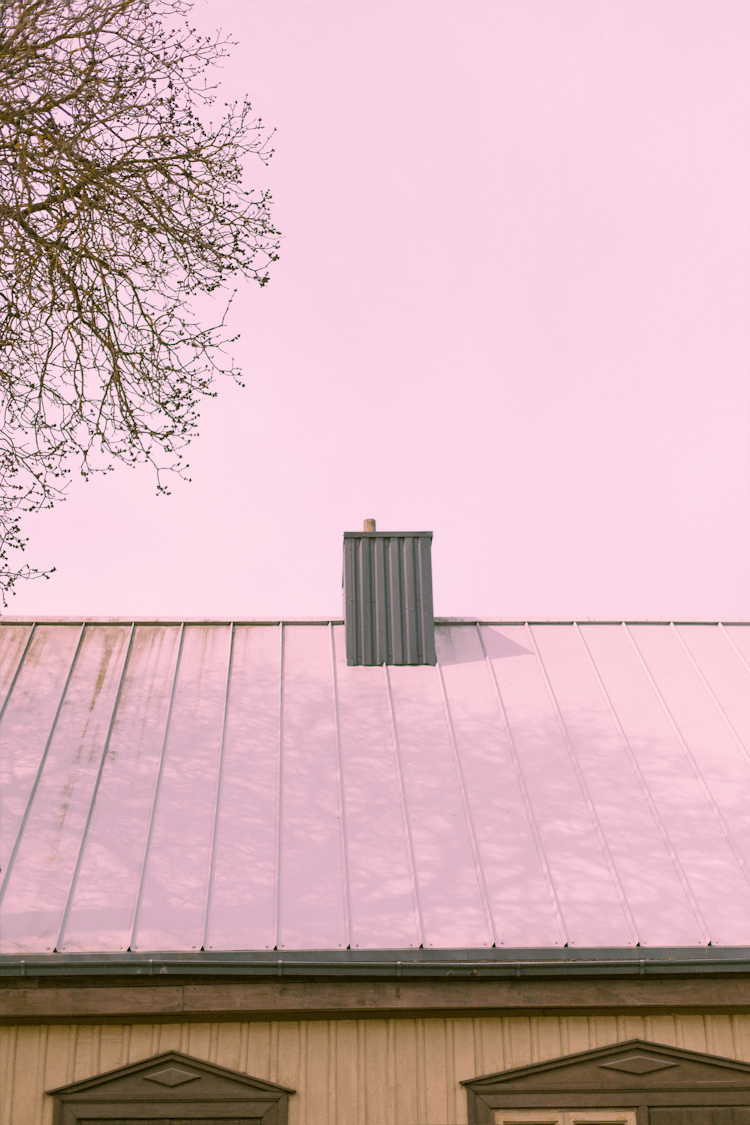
left=1, top=620, right=750, bottom=954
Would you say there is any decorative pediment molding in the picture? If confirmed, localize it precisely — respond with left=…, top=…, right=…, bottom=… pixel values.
left=462, top=1039, right=750, bottom=1125
left=48, top=1049, right=294, bottom=1125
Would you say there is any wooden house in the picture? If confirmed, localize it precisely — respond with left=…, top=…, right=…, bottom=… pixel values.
left=2, top=537, right=750, bottom=1123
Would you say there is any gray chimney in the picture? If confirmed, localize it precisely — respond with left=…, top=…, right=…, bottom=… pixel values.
left=343, top=522, right=436, bottom=666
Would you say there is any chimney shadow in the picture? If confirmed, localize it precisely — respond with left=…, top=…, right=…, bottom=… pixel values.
left=435, top=623, right=533, bottom=666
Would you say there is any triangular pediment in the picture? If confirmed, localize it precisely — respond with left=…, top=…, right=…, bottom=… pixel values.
left=48, top=1049, right=294, bottom=1114
left=464, top=1038, right=750, bottom=1091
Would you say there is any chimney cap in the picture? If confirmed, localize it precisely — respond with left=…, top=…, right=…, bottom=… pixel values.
left=363, top=519, right=376, bottom=532
left=344, top=530, right=432, bottom=538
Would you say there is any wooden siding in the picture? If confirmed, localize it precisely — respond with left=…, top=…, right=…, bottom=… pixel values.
left=4, top=1014, right=750, bottom=1125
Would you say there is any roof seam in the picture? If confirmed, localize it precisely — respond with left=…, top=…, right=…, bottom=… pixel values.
left=0, top=622, right=86, bottom=914
left=56, top=622, right=137, bottom=952
left=623, top=623, right=750, bottom=909
left=435, top=660, right=495, bottom=947
left=384, top=662, right=423, bottom=948
left=129, top=622, right=185, bottom=952
left=476, top=623, right=568, bottom=947
left=202, top=622, right=236, bottom=951
left=670, top=623, right=750, bottom=775
left=0, top=621, right=35, bottom=727
left=573, top=623, right=710, bottom=945
left=330, top=623, right=352, bottom=950
left=526, top=623, right=640, bottom=947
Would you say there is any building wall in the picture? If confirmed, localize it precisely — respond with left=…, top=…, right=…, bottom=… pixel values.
left=3, top=1013, right=750, bottom=1125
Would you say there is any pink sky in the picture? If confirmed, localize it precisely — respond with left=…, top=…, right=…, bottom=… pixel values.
left=6, top=0, right=750, bottom=621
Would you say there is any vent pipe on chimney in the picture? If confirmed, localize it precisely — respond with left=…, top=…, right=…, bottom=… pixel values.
left=343, top=522, right=436, bottom=666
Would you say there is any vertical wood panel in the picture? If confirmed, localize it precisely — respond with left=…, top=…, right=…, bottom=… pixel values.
left=616, top=1014, right=647, bottom=1041
left=9, top=1011, right=750, bottom=1125
left=364, top=1020, right=389, bottom=1125
left=98, top=1024, right=127, bottom=1073
left=471, top=1018, right=484, bottom=1080
left=127, top=1022, right=156, bottom=1062
left=733, top=1015, right=750, bottom=1061
left=298, top=1020, right=309, bottom=1125
left=445, top=1020, right=458, bottom=1125
left=277, top=1021, right=302, bottom=1102
left=41, top=1025, right=75, bottom=1125
left=676, top=1014, right=708, bottom=1053
left=644, top=1014, right=677, bottom=1045
left=185, top=1020, right=212, bottom=1061
left=11, top=1024, right=46, bottom=1124
left=306, top=1020, right=330, bottom=1125
left=415, top=1016, right=427, bottom=1125
left=357, top=1020, right=367, bottom=1125
left=73, top=1024, right=100, bottom=1080
left=424, top=1019, right=449, bottom=1125
left=394, top=1017, right=418, bottom=1125
left=153, top=1021, right=185, bottom=1053
left=479, top=1017, right=506, bottom=1076
left=587, top=1015, right=617, bottom=1049
left=247, top=1020, right=273, bottom=1083
left=329, top=1022, right=338, bottom=1125
left=507, top=1017, right=533, bottom=1067
left=215, top=1022, right=243, bottom=1072
left=0, top=1026, right=16, bottom=1125
left=731, top=1016, right=750, bottom=1061
left=533, top=1017, right=563, bottom=1063
left=562, top=1015, right=593, bottom=1055
left=333, top=1020, right=359, bottom=1125
left=452, top=1019, right=476, bottom=1125
left=705, top=1015, right=736, bottom=1059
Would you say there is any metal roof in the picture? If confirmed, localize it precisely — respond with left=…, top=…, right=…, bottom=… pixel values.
left=1, top=619, right=750, bottom=955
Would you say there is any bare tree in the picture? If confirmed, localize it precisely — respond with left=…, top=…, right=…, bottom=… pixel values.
left=0, top=0, right=279, bottom=599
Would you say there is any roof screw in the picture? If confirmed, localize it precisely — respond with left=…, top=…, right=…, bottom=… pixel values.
left=363, top=519, right=376, bottom=532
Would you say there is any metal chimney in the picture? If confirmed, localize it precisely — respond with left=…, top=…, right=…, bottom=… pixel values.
left=344, top=521, right=436, bottom=666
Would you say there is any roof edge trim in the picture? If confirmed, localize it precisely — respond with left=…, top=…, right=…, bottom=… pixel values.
left=2, top=618, right=750, bottom=626
left=3, top=948, right=750, bottom=980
